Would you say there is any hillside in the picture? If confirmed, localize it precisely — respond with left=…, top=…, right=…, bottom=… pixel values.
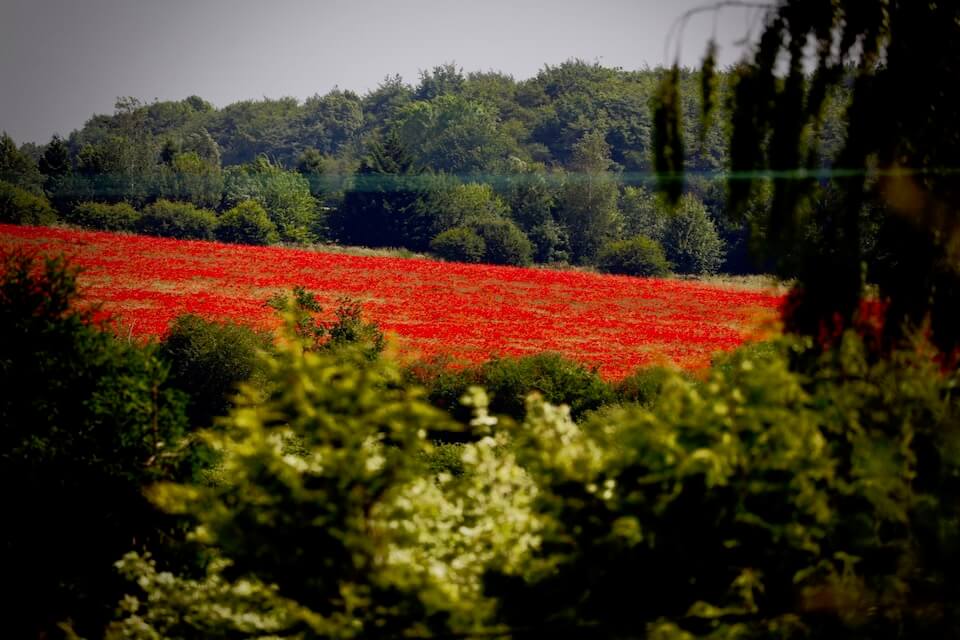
left=1, top=223, right=782, bottom=378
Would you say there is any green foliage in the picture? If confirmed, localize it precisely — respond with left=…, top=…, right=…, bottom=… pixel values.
left=68, top=200, right=141, bottom=232
left=614, top=365, right=675, bottom=407
left=503, top=162, right=557, bottom=231
left=660, top=1, right=960, bottom=353
left=0, top=180, right=58, bottom=225
left=557, top=131, right=623, bottom=262
left=158, top=150, right=224, bottom=210
left=620, top=185, right=667, bottom=239
left=410, top=353, right=616, bottom=426
left=528, top=219, right=571, bottom=263
left=409, top=180, right=511, bottom=250
left=222, top=157, right=318, bottom=243
left=430, top=226, right=486, bottom=263
left=215, top=199, right=279, bottom=245
left=652, top=65, right=684, bottom=203
left=0, top=250, right=190, bottom=636
left=299, top=89, right=364, bottom=157
left=490, top=333, right=960, bottom=638
left=267, top=287, right=385, bottom=360
left=471, top=217, right=533, bottom=266
left=324, top=297, right=387, bottom=358
left=596, top=235, right=671, bottom=277
left=660, top=194, right=724, bottom=275
left=160, top=314, right=273, bottom=428
left=0, top=132, right=44, bottom=193
left=620, top=189, right=724, bottom=275
left=328, top=130, right=423, bottom=248
left=138, top=199, right=218, bottom=240
left=39, top=134, right=72, bottom=178
left=110, top=327, right=543, bottom=638
left=393, top=93, right=514, bottom=175
left=480, top=352, right=614, bottom=420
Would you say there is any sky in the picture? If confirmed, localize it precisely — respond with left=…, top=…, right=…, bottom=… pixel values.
left=0, top=0, right=766, bottom=144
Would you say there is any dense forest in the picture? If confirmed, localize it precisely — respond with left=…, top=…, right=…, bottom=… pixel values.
left=2, top=60, right=848, bottom=274
left=4, top=0, right=960, bottom=638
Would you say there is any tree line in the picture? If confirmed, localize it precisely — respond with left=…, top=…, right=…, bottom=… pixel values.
left=1, top=60, right=850, bottom=275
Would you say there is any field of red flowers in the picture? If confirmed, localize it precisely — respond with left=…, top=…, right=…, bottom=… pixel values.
left=1, top=224, right=784, bottom=378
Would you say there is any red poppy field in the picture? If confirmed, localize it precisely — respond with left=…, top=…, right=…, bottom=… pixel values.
left=1, top=224, right=784, bottom=378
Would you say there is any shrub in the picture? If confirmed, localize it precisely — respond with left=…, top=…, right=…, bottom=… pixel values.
left=215, top=200, right=279, bottom=245
left=267, top=287, right=385, bottom=360
left=614, top=365, right=675, bottom=406
left=430, top=226, right=486, bottom=263
left=137, top=199, right=217, bottom=240
left=109, top=321, right=518, bottom=638
left=0, top=250, right=190, bottom=636
left=222, top=158, right=318, bottom=243
left=409, top=353, right=615, bottom=425
left=528, top=220, right=571, bottom=263
left=661, top=194, right=725, bottom=274
left=480, top=352, right=614, bottom=420
left=0, top=180, right=57, bottom=225
left=160, top=314, right=274, bottom=427
left=471, top=218, right=533, bottom=266
left=596, top=235, right=671, bottom=277
left=68, top=201, right=141, bottom=231
left=406, top=357, right=482, bottom=429
left=490, top=334, right=960, bottom=637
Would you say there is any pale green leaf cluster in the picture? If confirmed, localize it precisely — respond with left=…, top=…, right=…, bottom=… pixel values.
left=111, top=327, right=545, bottom=638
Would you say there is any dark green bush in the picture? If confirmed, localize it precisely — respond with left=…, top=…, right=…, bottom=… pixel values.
left=215, top=199, right=279, bottom=245
left=596, top=235, right=671, bottom=277
left=480, top=352, right=614, bottom=420
left=661, top=194, right=725, bottom=275
left=160, top=314, right=274, bottom=427
left=410, top=353, right=615, bottom=424
left=0, top=250, right=190, bottom=637
left=471, top=218, right=534, bottom=266
left=0, top=180, right=57, bottom=225
left=430, top=226, right=486, bottom=263
left=137, top=199, right=217, bottom=240
left=528, top=220, right=571, bottom=263
left=490, top=334, right=960, bottom=638
left=405, top=357, right=482, bottom=429
left=614, top=365, right=675, bottom=406
left=68, top=201, right=141, bottom=231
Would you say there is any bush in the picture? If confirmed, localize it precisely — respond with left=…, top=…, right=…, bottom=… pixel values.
left=160, top=314, right=274, bottom=427
left=614, top=365, right=675, bottom=406
left=68, top=201, right=141, bottom=231
left=0, top=180, right=57, bottom=225
left=661, top=194, right=725, bottom=274
left=528, top=220, right=571, bottom=263
left=409, top=353, right=615, bottom=425
left=596, top=235, right=671, bottom=277
left=0, top=250, right=190, bottom=636
left=222, top=158, right=318, bottom=243
left=430, top=226, right=486, bottom=263
left=480, top=352, right=614, bottom=420
left=110, top=320, right=485, bottom=639
left=215, top=200, right=279, bottom=245
left=489, top=334, right=960, bottom=637
left=405, top=357, right=483, bottom=429
left=471, top=218, right=533, bottom=266
left=137, top=199, right=217, bottom=240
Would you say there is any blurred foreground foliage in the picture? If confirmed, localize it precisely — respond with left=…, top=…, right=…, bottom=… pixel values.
left=1, top=247, right=958, bottom=638
left=108, top=324, right=960, bottom=639
left=0, top=250, right=197, bottom=637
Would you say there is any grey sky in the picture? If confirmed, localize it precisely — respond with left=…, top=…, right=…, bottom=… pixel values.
left=1, top=0, right=764, bottom=144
